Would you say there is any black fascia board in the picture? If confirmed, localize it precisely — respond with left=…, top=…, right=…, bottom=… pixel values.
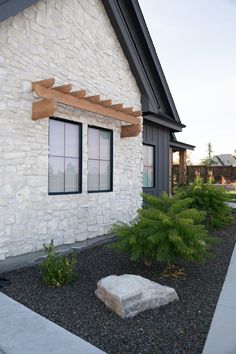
left=170, top=140, right=195, bottom=151
left=101, top=0, right=158, bottom=113
left=143, top=111, right=185, bottom=132
left=0, top=0, right=38, bottom=22
left=102, top=0, right=182, bottom=125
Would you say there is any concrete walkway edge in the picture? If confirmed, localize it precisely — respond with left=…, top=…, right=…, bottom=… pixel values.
left=0, top=292, right=106, bottom=354
left=202, top=243, right=236, bottom=354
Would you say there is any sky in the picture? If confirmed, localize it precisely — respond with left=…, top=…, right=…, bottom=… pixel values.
left=139, top=0, right=236, bottom=164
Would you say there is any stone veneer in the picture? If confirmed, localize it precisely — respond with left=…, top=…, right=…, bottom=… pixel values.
left=0, top=0, right=142, bottom=261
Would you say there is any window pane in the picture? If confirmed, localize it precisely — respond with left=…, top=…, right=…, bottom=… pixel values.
left=100, top=130, right=110, bottom=160
left=65, top=158, right=78, bottom=192
left=143, top=145, right=148, bottom=167
left=143, top=166, right=148, bottom=188
left=100, top=160, right=110, bottom=190
left=88, top=160, right=99, bottom=191
left=65, top=123, right=79, bottom=158
left=88, top=128, right=99, bottom=159
left=49, top=120, right=64, bottom=156
left=147, top=167, right=154, bottom=187
left=49, top=156, right=64, bottom=193
left=148, top=146, right=154, bottom=167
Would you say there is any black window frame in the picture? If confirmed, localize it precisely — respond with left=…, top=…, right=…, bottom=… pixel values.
left=143, top=143, right=155, bottom=189
left=87, top=125, right=113, bottom=193
left=48, top=117, right=82, bottom=196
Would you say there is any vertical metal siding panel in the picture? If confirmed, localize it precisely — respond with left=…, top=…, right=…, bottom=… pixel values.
left=143, top=119, right=170, bottom=196
left=143, top=122, right=147, bottom=142
left=163, top=128, right=170, bottom=193
left=158, top=127, right=164, bottom=195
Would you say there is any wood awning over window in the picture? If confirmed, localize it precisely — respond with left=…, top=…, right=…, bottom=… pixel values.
left=32, top=78, right=141, bottom=138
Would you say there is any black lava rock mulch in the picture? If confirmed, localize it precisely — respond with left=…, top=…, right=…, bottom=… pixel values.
left=1, top=215, right=236, bottom=354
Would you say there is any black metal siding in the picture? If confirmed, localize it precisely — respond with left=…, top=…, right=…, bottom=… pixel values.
left=143, top=119, right=170, bottom=196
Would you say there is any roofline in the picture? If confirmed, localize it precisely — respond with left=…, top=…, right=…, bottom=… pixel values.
left=170, top=140, right=195, bottom=151
left=131, top=0, right=181, bottom=123
left=101, top=0, right=182, bottom=126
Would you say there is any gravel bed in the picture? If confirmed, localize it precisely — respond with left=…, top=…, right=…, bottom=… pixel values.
left=1, top=215, right=236, bottom=354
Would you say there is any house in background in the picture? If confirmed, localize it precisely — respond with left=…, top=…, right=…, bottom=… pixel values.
left=0, top=0, right=194, bottom=266
left=213, top=152, right=236, bottom=166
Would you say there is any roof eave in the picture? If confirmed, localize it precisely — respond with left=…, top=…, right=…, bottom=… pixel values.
left=170, top=140, right=195, bottom=151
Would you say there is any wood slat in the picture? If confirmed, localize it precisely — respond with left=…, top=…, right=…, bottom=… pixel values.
left=121, top=123, right=141, bottom=138
left=53, top=84, right=72, bottom=93
left=32, top=78, right=55, bottom=90
left=33, top=84, right=140, bottom=125
left=70, top=90, right=86, bottom=98
left=32, top=98, right=57, bottom=120
left=130, top=110, right=142, bottom=117
left=85, top=95, right=100, bottom=103
left=99, top=99, right=112, bottom=107
left=121, top=107, right=133, bottom=114
left=110, top=103, right=123, bottom=110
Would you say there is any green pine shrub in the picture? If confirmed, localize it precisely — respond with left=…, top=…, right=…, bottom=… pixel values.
left=110, top=192, right=212, bottom=266
left=40, top=240, right=77, bottom=287
left=177, top=176, right=233, bottom=229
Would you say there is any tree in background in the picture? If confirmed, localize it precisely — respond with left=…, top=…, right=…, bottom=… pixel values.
left=201, top=142, right=214, bottom=167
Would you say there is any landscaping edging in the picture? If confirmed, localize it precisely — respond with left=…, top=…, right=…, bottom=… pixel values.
left=0, top=233, right=115, bottom=273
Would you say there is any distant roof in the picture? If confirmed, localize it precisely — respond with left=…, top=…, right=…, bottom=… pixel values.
left=213, top=154, right=236, bottom=166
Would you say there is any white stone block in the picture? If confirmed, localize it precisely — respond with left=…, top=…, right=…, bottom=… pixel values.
left=95, top=274, right=179, bottom=318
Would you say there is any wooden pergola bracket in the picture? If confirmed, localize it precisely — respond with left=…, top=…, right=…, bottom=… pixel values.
left=121, top=123, right=141, bottom=138
left=32, top=98, right=58, bottom=120
left=32, top=78, right=141, bottom=137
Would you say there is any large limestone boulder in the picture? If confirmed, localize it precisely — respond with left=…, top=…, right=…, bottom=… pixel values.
left=95, top=274, right=179, bottom=318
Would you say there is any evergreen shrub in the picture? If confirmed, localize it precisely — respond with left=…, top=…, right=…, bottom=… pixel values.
left=110, top=192, right=212, bottom=266
left=178, top=176, right=233, bottom=229
left=40, top=240, right=77, bottom=287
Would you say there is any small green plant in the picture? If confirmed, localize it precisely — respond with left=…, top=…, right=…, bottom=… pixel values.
left=178, top=175, right=233, bottom=229
left=40, top=240, right=77, bottom=287
left=110, top=192, right=212, bottom=267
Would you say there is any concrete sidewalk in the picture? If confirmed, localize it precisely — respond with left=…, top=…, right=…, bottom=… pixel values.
left=0, top=293, right=106, bottom=354
left=203, top=244, right=236, bottom=354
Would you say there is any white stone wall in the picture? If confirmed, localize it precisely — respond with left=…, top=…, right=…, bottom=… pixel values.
left=0, top=0, right=142, bottom=261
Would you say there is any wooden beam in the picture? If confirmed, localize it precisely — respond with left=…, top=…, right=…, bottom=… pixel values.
left=85, top=95, right=100, bottom=103
left=130, top=110, right=142, bottom=117
left=32, top=98, right=57, bottom=120
left=121, top=123, right=141, bottom=138
left=33, top=83, right=140, bottom=125
left=53, top=84, right=72, bottom=94
left=179, top=150, right=187, bottom=185
left=70, top=89, right=86, bottom=98
left=32, top=78, right=55, bottom=90
left=99, top=99, right=112, bottom=107
left=110, top=103, right=123, bottom=110
left=121, top=107, right=133, bottom=114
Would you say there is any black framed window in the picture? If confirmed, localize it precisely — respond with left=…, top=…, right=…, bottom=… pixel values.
left=88, top=126, right=113, bottom=192
left=48, top=118, right=82, bottom=194
left=143, top=144, right=154, bottom=188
